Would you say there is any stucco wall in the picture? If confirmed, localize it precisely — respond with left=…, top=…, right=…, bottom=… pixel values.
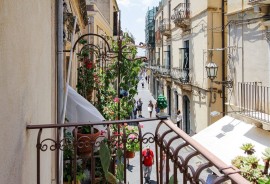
left=0, top=0, right=56, bottom=183
left=228, top=16, right=270, bottom=106
left=227, top=0, right=250, bottom=14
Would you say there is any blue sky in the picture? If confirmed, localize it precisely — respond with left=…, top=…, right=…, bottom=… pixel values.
left=117, top=0, right=159, bottom=56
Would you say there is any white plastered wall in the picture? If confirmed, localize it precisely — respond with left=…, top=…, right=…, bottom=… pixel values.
left=0, top=0, right=56, bottom=183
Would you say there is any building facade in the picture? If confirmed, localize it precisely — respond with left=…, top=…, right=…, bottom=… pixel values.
left=147, top=0, right=226, bottom=134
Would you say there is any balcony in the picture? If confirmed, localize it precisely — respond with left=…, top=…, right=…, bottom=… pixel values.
left=158, top=18, right=171, bottom=36
left=238, top=82, right=270, bottom=129
left=171, top=67, right=192, bottom=84
left=248, top=0, right=270, bottom=4
left=160, top=65, right=171, bottom=76
left=171, top=3, right=191, bottom=30
left=27, top=118, right=248, bottom=184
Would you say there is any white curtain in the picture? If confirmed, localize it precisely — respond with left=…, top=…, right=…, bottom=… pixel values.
left=66, top=85, right=106, bottom=131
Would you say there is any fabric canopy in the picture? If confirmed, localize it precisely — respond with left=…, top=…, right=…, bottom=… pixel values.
left=193, top=115, right=270, bottom=165
left=66, top=85, right=105, bottom=131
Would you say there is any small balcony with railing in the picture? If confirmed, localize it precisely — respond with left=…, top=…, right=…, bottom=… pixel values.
left=237, top=82, right=270, bottom=130
left=160, top=65, right=171, bottom=76
left=158, top=18, right=171, bottom=37
left=171, top=3, right=191, bottom=30
left=171, top=67, right=191, bottom=83
left=27, top=118, right=248, bottom=184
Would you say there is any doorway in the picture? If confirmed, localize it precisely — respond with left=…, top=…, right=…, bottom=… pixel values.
left=183, top=95, right=190, bottom=134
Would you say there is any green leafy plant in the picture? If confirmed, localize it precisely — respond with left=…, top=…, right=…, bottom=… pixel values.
left=232, top=144, right=270, bottom=183
left=241, top=143, right=256, bottom=155
left=125, top=125, right=141, bottom=152
left=63, top=131, right=86, bottom=183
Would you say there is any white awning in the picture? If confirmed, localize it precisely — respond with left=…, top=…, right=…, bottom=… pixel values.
left=193, top=115, right=270, bottom=165
left=66, top=85, right=105, bottom=131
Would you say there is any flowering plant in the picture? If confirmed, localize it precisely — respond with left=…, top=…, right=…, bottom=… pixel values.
left=125, top=124, right=143, bottom=152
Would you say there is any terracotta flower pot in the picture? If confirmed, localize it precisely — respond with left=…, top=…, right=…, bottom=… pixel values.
left=125, top=150, right=135, bottom=159
left=74, top=128, right=100, bottom=156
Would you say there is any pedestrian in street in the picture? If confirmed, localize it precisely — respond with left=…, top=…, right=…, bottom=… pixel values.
left=155, top=103, right=160, bottom=114
left=133, top=100, right=138, bottom=119
left=137, top=98, right=143, bottom=117
left=142, top=145, right=154, bottom=183
left=148, top=100, right=154, bottom=118
left=142, top=81, right=144, bottom=88
left=176, top=110, right=182, bottom=128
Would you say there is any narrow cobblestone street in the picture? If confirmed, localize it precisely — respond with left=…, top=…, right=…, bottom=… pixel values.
left=127, top=78, right=159, bottom=184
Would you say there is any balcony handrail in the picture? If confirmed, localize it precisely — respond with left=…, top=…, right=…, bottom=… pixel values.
left=26, top=117, right=158, bottom=129
left=27, top=118, right=249, bottom=184
left=238, top=82, right=270, bottom=124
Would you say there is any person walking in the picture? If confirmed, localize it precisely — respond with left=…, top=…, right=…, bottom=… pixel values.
left=137, top=98, right=143, bottom=117
left=176, top=110, right=182, bottom=128
left=148, top=100, right=154, bottom=118
left=133, top=100, right=138, bottom=119
left=155, top=103, right=160, bottom=114
left=142, top=145, right=154, bottom=183
left=142, top=80, right=145, bottom=88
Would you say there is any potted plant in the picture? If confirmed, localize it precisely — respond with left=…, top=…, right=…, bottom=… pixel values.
left=125, top=125, right=140, bottom=158
left=63, top=131, right=86, bottom=184
left=156, top=94, right=168, bottom=117
left=241, top=143, right=256, bottom=155
left=75, top=125, right=100, bottom=156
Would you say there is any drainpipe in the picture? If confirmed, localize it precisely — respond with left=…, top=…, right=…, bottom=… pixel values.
left=57, top=0, right=64, bottom=125
left=222, top=0, right=225, bottom=115
left=57, top=0, right=63, bottom=183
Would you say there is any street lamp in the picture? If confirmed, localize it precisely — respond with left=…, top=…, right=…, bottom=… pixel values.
left=205, top=61, right=233, bottom=88
left=205, top=62, right=218, bottom=81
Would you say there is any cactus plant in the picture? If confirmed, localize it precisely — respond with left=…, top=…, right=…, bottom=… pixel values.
left=99, top=141, right=117, bottom=184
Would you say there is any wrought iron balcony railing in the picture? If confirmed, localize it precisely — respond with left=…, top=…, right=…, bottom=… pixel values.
left=160, top=65, right=171, bottom=75
left=238, top=82, right=270, bottom=124
left=158, top=18, right=171, bottom=36
left=171, top=67, right=192, bottom=83
left=171, top=3, right=191, bottom=29
left=27, top=118, right=248, bottom=184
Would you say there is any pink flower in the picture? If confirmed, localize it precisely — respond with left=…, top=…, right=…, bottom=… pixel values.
left=100, top=130, right=107, bottom=135
left=114, top=97, right=120, bottom=103
left=139, top=123, right=144, bottom=128
left=129, top=134, right=136, bottom=140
